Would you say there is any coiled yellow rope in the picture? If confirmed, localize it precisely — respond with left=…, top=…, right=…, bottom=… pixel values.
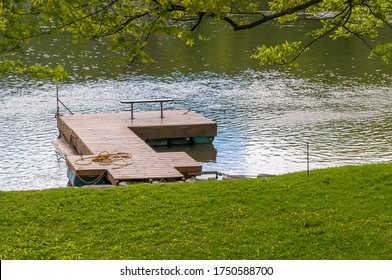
left=74, top=151, right=134, bottom=169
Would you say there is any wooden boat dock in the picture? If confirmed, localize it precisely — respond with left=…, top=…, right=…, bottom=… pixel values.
left=57, top=106, right=217, bottom=186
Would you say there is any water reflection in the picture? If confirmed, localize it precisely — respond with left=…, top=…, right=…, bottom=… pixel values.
left=153, top=144, right=217, bottom=163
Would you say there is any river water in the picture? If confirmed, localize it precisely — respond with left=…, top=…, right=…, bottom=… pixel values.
left=1, top=21, right=391, bottom=191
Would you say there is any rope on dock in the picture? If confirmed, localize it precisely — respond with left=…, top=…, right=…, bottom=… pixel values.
left=74, top=151, right=134, bottom=169
left=75, top=170, right=107, bottom=186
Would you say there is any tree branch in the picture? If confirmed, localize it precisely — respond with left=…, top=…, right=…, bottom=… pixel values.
left=223, top=0, right=324, bottom=31
left=92, top=11, right=150, bottom=38
left=190, top=12, right=206, bottom=32
left=362, top=2, right=392, bottom=30
left=283, top=2, right=353, bottom=65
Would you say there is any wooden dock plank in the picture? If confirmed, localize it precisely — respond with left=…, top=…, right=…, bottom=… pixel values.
left=58, top=110, right=214, bottom=185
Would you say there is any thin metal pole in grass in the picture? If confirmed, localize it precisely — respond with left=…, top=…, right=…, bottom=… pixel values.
left=56, top=83, right=59, bottom=118
left=307, top=142, right=310, bottom=177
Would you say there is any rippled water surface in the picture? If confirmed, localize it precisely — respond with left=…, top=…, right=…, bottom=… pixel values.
left=1, top=71, right=391, bottom=191
left=1, top=21, right=392, bottom=190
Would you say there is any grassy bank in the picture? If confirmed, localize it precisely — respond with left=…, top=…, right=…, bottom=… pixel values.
left=1, top=163, right=391, bottom=260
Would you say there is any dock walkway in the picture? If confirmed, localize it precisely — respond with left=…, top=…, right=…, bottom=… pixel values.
left=57, top=110, right=217, bottom=186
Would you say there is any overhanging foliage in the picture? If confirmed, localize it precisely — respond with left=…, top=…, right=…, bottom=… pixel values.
left=1, top=0, right=391, bottom=79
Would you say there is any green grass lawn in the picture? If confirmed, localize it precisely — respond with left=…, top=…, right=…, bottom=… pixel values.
left=1, top=163, right=391, bottom=260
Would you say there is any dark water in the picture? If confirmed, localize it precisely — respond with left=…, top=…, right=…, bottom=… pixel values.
left=1, top=21, right=391, bottom=191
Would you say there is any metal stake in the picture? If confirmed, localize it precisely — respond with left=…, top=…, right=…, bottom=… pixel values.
left=56, top=83, right=60, bottom=118
left=307, top=142, right=310, bottom=177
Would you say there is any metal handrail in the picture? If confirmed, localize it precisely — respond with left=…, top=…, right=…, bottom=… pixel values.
left=55, top=83, right=73, bottom=117
left=120, top=98, right=173, bottom=119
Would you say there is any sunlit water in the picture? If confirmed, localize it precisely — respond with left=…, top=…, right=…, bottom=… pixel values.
left=1, top=70, right=391, bottom=191
left=1, top=20, right=392, bottom=191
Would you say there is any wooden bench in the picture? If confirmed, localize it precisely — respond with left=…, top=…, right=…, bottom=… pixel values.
left=121, top=99, right=174, bottom=119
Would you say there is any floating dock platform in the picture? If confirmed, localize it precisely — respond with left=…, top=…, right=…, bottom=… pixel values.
left=57, top=108, right=217, bottom=186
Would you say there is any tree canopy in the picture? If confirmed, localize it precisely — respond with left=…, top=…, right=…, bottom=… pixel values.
left=1, top=0, right=391, bottom=80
